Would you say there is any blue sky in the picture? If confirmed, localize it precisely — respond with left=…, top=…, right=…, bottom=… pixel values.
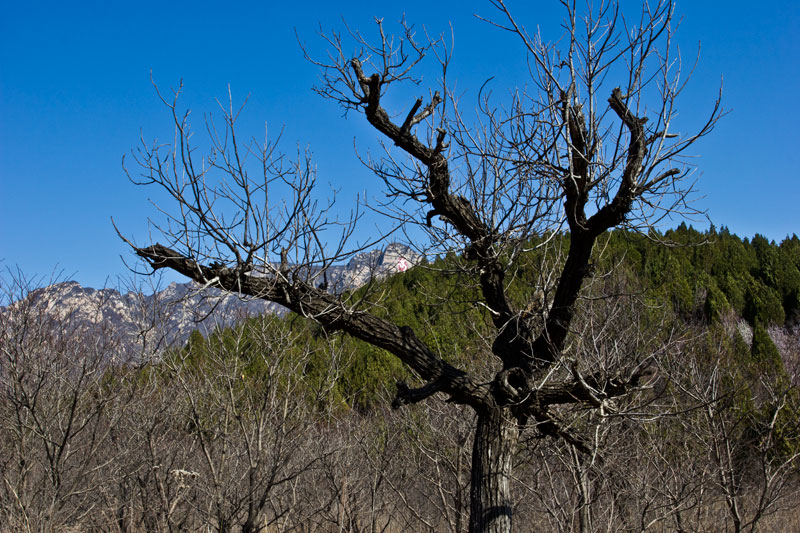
left=1, top=1, right=798, bottom=289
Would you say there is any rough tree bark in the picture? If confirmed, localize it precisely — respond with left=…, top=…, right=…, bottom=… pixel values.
left=469, top=408, right=519, bottom=533
left=125, top=2, right=720, bottom=531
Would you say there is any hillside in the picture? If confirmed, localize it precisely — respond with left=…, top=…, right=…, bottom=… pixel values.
left=179, top=226, right=800, bottom=410
left=2, top=228, right=798, bottom=531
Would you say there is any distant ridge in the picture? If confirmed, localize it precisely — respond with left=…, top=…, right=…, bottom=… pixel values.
left=2, top=244, right=420, bottom=355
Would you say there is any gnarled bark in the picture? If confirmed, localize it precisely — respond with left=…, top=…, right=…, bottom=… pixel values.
left=469, top=408, right=520, bottom=533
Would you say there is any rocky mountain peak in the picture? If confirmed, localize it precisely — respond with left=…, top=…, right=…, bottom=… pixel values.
left=2, top=243, right=421, bottom=355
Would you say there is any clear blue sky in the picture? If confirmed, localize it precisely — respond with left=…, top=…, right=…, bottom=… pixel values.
left=1, top=1, right=798, bottom=289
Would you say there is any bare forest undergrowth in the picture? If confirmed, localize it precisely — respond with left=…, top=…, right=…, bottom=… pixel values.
left=2, top=270, right=798, bottom=533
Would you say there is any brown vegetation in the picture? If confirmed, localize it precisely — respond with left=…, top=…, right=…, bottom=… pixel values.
left=2, top=270, right=798, bottom=532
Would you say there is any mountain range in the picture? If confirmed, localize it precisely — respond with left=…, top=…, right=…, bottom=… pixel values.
left=3, top=244, right=419, bottom=357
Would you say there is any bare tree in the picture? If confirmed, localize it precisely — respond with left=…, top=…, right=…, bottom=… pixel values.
left=0, top=272, right=132, bottom=532
left=126, top=1, right=721, bottom=530
left=670, top=330, right=800, bottom=533
left=164, top=315, right=343, bottom=533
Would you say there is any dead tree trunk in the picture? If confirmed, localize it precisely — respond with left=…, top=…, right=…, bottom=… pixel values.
left=469, top=408, right=519, bottom=533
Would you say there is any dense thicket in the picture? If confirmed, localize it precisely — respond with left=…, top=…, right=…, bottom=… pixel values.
left=2, top=227, right=798, bottom=532
left=181, top=227, right=800, bottom=532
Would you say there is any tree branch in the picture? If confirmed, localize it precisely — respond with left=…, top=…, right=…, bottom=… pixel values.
left=135, top=243, right=488, bottom=409
left=392, top=379, right=443, bottom=409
